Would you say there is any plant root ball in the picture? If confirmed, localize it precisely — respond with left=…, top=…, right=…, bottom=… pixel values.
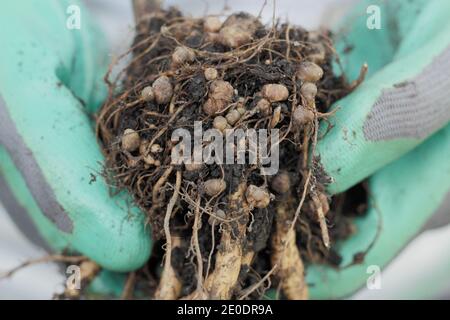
left=271, top=172, right=291, bottom=194
left=204, top=16, right=222, bottom=33
left=122, top=128, right=140, bottom=152
left=95, top=7, right=358, bottom=301
left=245, top=185, right=271, bottom=208
left=296, top=61, right=324, bottom=83
left=203, top=179, right=227, bottom=196
left=204, top=67, right=218, bottom=81
left=293, top=106, right=315, bottom=126
left=172, top=46, right=195, bottom=66
left=152, top=76, right=174, bottom=104
left=261, top=84, right=289, bottom=102
left=141, top=86, right=155, bottom=102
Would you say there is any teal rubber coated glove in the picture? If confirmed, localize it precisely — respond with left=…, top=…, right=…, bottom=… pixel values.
left=308, top=0, right=450, bottom=298
left=0, top=0, right=151, bottom=272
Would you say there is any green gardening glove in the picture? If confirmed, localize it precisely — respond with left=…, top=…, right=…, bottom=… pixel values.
left=307, top=0, right=450, bottom=298
left=0, top=0, right=151, bottom=272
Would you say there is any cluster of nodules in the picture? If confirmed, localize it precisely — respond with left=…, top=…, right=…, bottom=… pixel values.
left=121, top=128, right=164, bottom=168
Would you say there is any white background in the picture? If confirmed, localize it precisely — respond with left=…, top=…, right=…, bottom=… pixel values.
left=1, top=0, right=449, bottom=299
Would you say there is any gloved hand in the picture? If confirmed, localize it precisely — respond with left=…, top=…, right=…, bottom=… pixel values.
left=0, top=0, right=151, bottom=272
left=307, top=0, right=450, bottom=298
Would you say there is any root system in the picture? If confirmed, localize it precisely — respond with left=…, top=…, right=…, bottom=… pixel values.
left=96, top=7, right=367, bottom=300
